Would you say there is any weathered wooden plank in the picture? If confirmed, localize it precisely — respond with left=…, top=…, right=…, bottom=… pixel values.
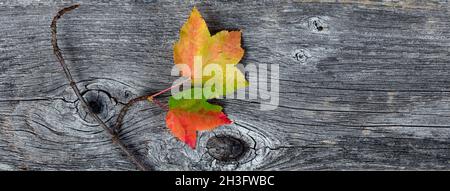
left=0, top=0, right=449, bottom=170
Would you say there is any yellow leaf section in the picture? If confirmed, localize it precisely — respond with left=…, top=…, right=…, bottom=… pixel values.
left=206, top=31, right=244, bottom=66
left=173, top=7, right=210, bottom=79
left=207, top=31, right=248, bottom=97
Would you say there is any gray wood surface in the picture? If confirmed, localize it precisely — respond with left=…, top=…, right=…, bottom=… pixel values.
left=0, top=0, right=449, bottom=170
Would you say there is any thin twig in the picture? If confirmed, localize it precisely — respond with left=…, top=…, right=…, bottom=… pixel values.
left=51, top=4, right=148, bottom=171
left=114, top=95, right=149, bottom=132
left=114, top=95, right=169, bottom=132
left=114, top=78, right=189, bottom=131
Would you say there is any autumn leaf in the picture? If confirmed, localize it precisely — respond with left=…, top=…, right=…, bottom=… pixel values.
left=173, top=7, right=248, bottom=96
left=163, top=7, right=247, bottom=149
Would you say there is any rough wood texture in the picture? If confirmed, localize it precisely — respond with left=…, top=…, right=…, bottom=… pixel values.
left=0, top=0, right=449, bottom=170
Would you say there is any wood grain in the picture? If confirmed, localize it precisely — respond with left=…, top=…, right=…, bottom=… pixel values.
left=0, top=0, right=449, bottom=170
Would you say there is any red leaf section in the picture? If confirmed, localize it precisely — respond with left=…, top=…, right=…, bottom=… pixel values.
left=166, top=109, right=232, bottom=149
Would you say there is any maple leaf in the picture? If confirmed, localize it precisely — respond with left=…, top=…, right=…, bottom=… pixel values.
left=173, top=7, right=248, bottom=95
left=162, top=7, right=247, bottom=149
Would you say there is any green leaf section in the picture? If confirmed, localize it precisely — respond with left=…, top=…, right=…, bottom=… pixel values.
left=169, top=69, right=249, bottom=113
left=169, top=87, right=222, bottom=113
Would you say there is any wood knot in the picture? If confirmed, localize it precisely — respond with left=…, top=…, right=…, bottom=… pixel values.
left=88, top=100, right=102, bottom=114
left=308, top=17, right=327, bottom=32
left=206, top=135, right=249, bottom=162
left=77, top=89, right=117, bottom=123
left=292, top=49, right=311, bottom=63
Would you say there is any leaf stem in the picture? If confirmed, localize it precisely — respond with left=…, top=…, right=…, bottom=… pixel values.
left=147, top=78, right=190, bottom=101
left=152, top=97, right=168, bottom=111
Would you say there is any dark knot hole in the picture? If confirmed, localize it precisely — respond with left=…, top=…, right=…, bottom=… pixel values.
left=313, top=20, right=323, bottom=31
left=206, top=135, right=249, bottom=162
left=88, top=100, right=103, bottom=114
left=77, top=89, right=116, bottom=123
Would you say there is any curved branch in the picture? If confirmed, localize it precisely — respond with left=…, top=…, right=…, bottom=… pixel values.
left=114, top=79, right=189, bottom=131
left=51, top=4, right=149, bottom=171
left=114, top=95, right=169, bottom=132
left=114, top=95, right=149, bottom=132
